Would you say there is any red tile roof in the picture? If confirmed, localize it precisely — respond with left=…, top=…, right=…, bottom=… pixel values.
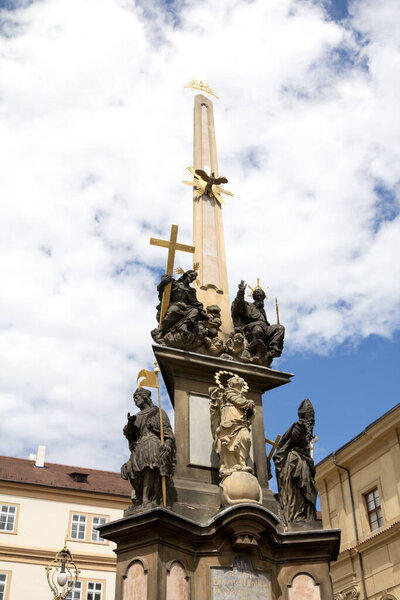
left=0, top=456, right=131, bottom=497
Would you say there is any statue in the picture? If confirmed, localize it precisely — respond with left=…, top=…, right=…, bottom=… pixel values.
left=121, top=388, right=176, bottom=509
left=209, top=371, right=262, bottom=505
left=231, top=280, right=285, bottom=366
left=223, top=331, right=252, bottom=362
left=194, top=169, right=228, bottom=197
left=273, top=399, right=317, bottom=526
left=204, top=305, right=225, bottom=356
left=151, top=269, right=208, bottom=349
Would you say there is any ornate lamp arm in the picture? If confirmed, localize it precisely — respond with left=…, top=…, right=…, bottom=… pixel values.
left=46, top=538, right=79, bottom=600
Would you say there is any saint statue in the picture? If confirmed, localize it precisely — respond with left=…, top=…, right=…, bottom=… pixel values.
left=121, top=388, right=176, bottom=508
left=151, top=269, right=208, bottom=348
left=231, top=280, right=285, bottom=366
left=209, top=373, right=255, bottom=478
left=273, top=399, right=317, bottom=526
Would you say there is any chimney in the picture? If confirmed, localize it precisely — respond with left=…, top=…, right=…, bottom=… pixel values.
left=35, top=445, right=46, bottom=468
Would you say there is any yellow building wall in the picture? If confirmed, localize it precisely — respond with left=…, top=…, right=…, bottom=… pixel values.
left=0, top=483, right=129, bottom=600
left=316, top=405, right=400, bottom=600
left=0, top=560, right=116, bottom=600
left=0, top=491, right=122, bottom=552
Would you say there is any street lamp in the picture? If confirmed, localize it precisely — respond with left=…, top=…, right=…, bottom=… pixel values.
left=46, top=538, right=79, bottom=599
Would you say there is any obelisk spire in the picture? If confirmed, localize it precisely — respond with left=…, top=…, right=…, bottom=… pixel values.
left=190, top=89, right=233, bottom=335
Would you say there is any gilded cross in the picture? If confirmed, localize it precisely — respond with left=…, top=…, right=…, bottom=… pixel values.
left=149, top=224, right=195, bottom=325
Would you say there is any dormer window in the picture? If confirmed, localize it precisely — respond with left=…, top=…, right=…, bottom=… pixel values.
left=68, top=472, right=88, bottom=483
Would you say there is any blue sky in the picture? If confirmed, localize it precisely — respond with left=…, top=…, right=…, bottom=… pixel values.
left=0, top=0, right=399, bottom=478
left=267, top=333, right=400, bottom=465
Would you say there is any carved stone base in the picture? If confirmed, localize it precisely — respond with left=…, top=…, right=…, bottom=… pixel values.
left=99, top=504, right=340, bottom=600
left=220, top=471, right=262, bottom=506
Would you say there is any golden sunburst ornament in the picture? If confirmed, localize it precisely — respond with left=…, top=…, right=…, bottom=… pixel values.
left=248, top=278, right=269, bottom=298
left=175, top=262, right=200, bottom=275
left=182, top=167, right=234, bottom=206
left=184, top=79, right=219, bottom=99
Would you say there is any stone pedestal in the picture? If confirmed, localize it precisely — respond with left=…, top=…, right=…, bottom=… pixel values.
left=100, top=346, right=340, bottom=599
left=99, top=504, right=340, bottom=600
left=153, top=345, right=293, bottom=520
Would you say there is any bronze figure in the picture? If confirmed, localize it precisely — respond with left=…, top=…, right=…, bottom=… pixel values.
left=151, top=269, right=209, bottom=349
left=194, top=170, right=228, bottom=196
left=121, top=388, right=176, bottom=509
left=273, top=399, right=317, bottom=526
left=231, top=280, right=285, bottom=366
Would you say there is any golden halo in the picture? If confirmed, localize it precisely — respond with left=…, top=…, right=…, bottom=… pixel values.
left=214, top=370, right=249, bottom=392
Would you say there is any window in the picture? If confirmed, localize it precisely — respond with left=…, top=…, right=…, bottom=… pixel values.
left=68, top=472, right=88, bottom=483
left=68, top=512, right=108, bottom=544
left=91, top=516, right=106, bottom=542
left=66, top=580, right=82, bottom=600
left=66, top=580, right=103, bottom=600
left=365, top=488, right=383, bottom=531
left=70, top=514, right=87, bottom=540
left=0, top=505, right=18, bottom=533
left=0, top=572, right=11, bottom=600
left=0, top=574, right=7, bottom=600
left=87, top=582, right=103, bottom=600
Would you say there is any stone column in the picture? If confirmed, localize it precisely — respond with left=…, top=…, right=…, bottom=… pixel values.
left=193, top=94, right=232, bottom=336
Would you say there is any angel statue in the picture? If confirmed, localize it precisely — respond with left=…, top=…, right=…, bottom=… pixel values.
left=209, top=371, right=255, bottom=478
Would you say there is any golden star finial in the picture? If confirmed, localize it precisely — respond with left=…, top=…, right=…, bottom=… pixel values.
left=184, top=79, right=219, bottom=99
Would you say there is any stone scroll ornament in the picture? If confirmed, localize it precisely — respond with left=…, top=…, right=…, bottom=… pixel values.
left=121, top=387, right=176, bottom=511
left=273, top=399, right=318, bottom=526
left=209, top=371, right=262, bottom=506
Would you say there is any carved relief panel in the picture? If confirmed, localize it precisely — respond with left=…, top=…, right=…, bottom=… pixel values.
left=211, top=556, right=271, bottom=600
left=287, top=573, right=321, bottom=600
left=123, top=561, right=147, bottom=600
left=166, top=561, right=190, bottom=600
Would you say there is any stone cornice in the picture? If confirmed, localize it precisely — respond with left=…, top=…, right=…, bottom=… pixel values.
left=99, top=504, right=340, bottom=563
left=316, top=404, right=400, bottom=480
left=153, top=344, right=293, bottom=403
left=0, top=543, right=116, bottom=571
left=339, top=519, right=400, bottom=554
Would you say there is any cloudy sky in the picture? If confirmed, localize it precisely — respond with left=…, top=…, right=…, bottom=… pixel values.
left=0, top=0, right=399, bottom=479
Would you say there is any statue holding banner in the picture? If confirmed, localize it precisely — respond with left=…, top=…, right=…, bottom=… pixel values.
left=121, top=387, right=176, bottom=509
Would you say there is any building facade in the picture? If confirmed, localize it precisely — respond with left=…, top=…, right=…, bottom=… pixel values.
left=316, top=403, right=400, bottom=600
left=0, top=454, right=131, bottom=600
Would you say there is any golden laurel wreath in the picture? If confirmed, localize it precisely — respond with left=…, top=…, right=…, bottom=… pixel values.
left=214, top=370, right=249, bottom=393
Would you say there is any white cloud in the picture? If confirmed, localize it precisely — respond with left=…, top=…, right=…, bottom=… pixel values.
left=0, top=0, right=399, bottom=469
